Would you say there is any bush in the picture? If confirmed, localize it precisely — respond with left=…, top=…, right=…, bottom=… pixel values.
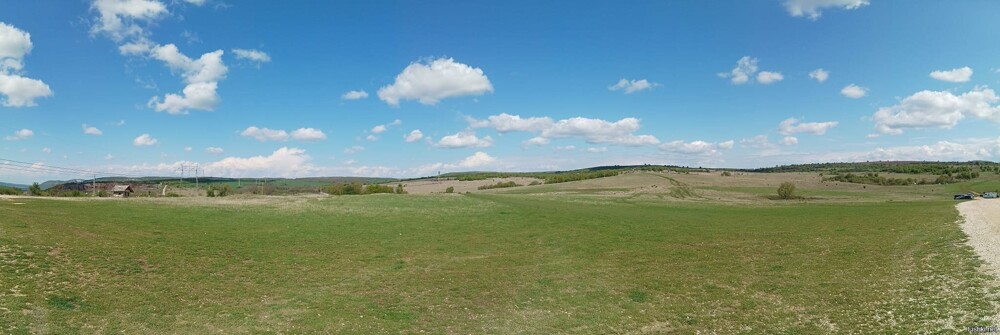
left=0, top=186, right=22, bottom=195
left=97, top=190, right=109, bottom=197
left=478, top=181, right=521, bottom=190
left=365, top=184, right=395, bottom=194
left=445, top=186, right=454, bottom=193
left=166, top=192, right=181, bottom=197
left=721, top=171, right=732, bottom=177
left=528, top=181, right=541, bottom=186
left=395, top=184, right=407, bottom=194
left=777, top=182, right=796, bottom=199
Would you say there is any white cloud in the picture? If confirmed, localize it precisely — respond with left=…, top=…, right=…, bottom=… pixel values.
left=290, top=128, right=326, bottom=141
left=804, top=138, right=1000, bottom=163
left=205, top=147, right=318, bottom=178
left=82, top=124, right=103, bottom=136
left=0, top=74, right=53, bottom=107
left=377, top=57, right=493, bottom=106
left=371, top=124, right=387, bottom=134
left=133, top=133, right=157, bottom=146
left=808, top=68, right=829, bottom=83
left=722, top=56, right=758, bottom=85
left=341, top=90, right=368, bottom=100
left=522, top=137, right=550, bottom=147
left=457, top=151, right=496, bottom=168
left=184, top=146, right=192, bottom=152
left=42, top=147, right=51, bottom=154
left=404, top=129, right=424, bottom=143
left=779, top=136, right=799, bottom=146
left=205, top=146, right=223, bottom=154
left=740, top=135, right=776, bottom=149
left=89, top=0, right=168, bottom=42
left=659, top=140, right=735, bottom=156
left=241, top=126, right=289, bottom=142
left=873, top=86, right=1000, bottom=135
left=555, top=145, right=576, bottom=151
left=0, top=21, right=33, bottom=72
left=232, top=48, right=271, bottom=65
left=778, top=118, right=839, bottom=135
left=0, top=22, right=53, bottom=107
left=436, top=131, right=494, bottom=148
left=468, top=113, right=659, bottom=147
left=147, top=44, right=227, bottom=114
left=469, top=113, right=554, bottom=133
left=344, top=145, right=365, bottom=154
left=105, top=154, right=115, bottom=160
left=4, top=128, right=33, bottom=141
left=756, top=71, right=784, bottom=84
left=541, top=117, right=659, bottom=146
left=390, top=119, right=402, bottom=126
left=929, top=66, right=973, bottom=83
left=841, top=84, right=868, bottom=99
left=182, top=0, right=206, bottom=5
left=366, top=134, right=378, bottom=141
left=586, top=147, right=608, bottom=153
left=114, top=119, right=126, bottom=126
left=783, top=0, right=869, bottom=20
left=608, top=78, right=659, bottom=94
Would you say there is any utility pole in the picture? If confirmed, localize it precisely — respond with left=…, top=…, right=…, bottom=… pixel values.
left=92, top=174, right=96, bottom=197
left=178, top=164, right=185, bottom=185
left=194, top=165, right=199, bottom=189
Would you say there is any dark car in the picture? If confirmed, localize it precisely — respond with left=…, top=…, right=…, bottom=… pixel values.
left=955, top=194, right=974, bottom=200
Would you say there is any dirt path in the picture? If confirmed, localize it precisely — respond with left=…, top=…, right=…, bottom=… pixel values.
left=959, top=200, right=1000, bottom=278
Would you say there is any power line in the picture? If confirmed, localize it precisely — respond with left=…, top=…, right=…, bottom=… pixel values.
left=0, top=157, right=146, bottom=179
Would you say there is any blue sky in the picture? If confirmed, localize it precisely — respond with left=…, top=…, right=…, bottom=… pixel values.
left=2, top=0, right=1000, bottom=183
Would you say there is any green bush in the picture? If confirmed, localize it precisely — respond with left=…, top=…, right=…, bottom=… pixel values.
left=478, top=181, right=521, bottom=190
left=445, top=186, right=454, bottom=193
left=28, top=182, right=42, bottom=196
left=365, top=184, right=395, bottom=194
left=97, top=190, right=109, bottom=197
left=0, top=186, right=22, bottom=195
left=777, top=182, right=796, bottom=199
left=395, top=184, right=407, bottom=194
left=166, top=192, right=181, bottom=197
left=721, top=171, right=732, bottom=177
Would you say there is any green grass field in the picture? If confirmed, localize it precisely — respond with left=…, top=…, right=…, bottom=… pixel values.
left=2, top=186, right=997, bottom=333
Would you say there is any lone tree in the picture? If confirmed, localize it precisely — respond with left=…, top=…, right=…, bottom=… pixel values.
left=28, top=182, right=42, bottom=196
left=777, top=182, right=796, bottom=199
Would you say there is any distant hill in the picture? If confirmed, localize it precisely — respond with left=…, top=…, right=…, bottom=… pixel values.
left=0, top=181, right=28, bottom=190
left=744, top=161, right=1000, bottom=174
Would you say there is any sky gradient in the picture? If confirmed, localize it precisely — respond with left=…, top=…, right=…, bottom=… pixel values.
left=2, top=0, right=1000, bottom=183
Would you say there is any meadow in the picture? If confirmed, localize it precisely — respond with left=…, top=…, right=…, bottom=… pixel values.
left=2, top=172, right=999, bottom=333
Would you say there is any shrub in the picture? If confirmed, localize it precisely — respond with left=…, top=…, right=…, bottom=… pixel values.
left=478, top=181, right=521, bottom=190
left=166, top=192, right=181, bottom=197
left=777, top=182, right=796, bottom=199
left=721, top=171, right=732, bottom=177
left=395, top=184, right=407, bottom=194
left=365, top=184, right=395, bottom=194
left=97, top=190, right=109, bottom=197
left=445, top=186, right=454, bottom=193
left=0, top=186, right=22, bottom=195
left=206, top=189, right=215, bottom=197
left=528, top=181, right=541, bottom=186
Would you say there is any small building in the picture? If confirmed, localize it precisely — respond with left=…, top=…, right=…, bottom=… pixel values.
left=112, top=184, right=134, bottom=198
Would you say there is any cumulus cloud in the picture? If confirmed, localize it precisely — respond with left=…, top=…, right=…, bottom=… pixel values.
left=184, top=146, right=192, bottom=152
left=290, top=128, right=326, bottom=141
left=719, top=56, right=782, bottom=85
left=205, top=146, right=223, bottom=154
left=341, top=90, right=368, bottom=100
left=41, top=147, right=51, bottom=154
left=343, top=145, right=364, bottom=154
left=468, top=113, right=659, bottom=146
left=929, top=66, right=973, bottom=83
left=522, top=137, right=550, bottom=147
left=778, top=118, right=839, bottom=135
left=841, top=84, right=868, bottom=98
left=89, top=0, right=168, bottom=42
left=468, top=113, right=553, bottom=133
left=783, top=0, right=869, bottom=20
left=456, top=151, right=496, bottom=168
left=147, top=44, right=227, bottom=114
left=809, top=68, right=829, bottom=83
left=232, top=48, right=270, bottom=65
left=82, top=124, right=103, bottom=136
left=586, top=147, right=608, bottom=153
left=105, top=154, right=115, bottom=160
left=205, top=147, right=317, bottom=178
left=436, top=131, right=494, bottom=148
left=779, top=136, right=799, bottom=146
left=133, top=133, right=157, bottom=146
left=608, top=78, right=659, bottom=94
left=555, top=145, right=576, bottom=151
left=0, top=22, right=53, bottom=107
left=4, top=128, right=33, bottom=141
left=378, top=57, right=493, bottom=106
left=541, top=117, right=659, bottom=146
left=404, top=129, right=424, bottom=143
left=241, top=126, right=289, bottom=142
left=756, top=71, right=784, bottom=84
left=659, top=139, right=735, bottom=156
left=740, top=135, right=776, bottom=149
left=371, top=125, right=387, bottom=134
left=873, top=86, right=1000, bottom=135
